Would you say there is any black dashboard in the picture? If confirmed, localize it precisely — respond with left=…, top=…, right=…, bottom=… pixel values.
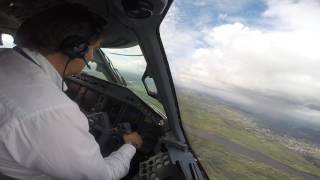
left=65, top=73, right=185, bottom=180
left=65, top=73, right=166, bottom=153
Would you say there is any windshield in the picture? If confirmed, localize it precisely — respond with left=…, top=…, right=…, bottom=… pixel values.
left=161, top=0, right=320, bottom=179
left=83, top=46, right=164, bottom=113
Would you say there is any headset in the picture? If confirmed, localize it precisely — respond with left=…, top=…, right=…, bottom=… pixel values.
left=59, top=35, right=91, bottom=69
left=59, top=35, right=93, bottom=91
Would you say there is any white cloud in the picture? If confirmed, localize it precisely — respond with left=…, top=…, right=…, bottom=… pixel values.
left=263, top=0, right=320, bottom=30
left=160, top=5, right=200, bottom=60
left=161, top=0, right=320, bottom=122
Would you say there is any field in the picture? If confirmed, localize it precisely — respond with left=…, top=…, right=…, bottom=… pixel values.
left=176, top=88, right=320, bottom=179
left=188, top=134, right=292, bottom=180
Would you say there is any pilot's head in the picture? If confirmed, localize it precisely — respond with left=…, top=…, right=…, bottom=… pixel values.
left=14, top=3, right=106, bottom=76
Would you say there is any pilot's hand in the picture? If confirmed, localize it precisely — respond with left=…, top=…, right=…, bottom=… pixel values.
left=123, top=132, right=143, bottom=148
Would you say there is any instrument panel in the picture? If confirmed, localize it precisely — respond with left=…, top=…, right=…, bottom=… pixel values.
left=65, top=74, right=166, bottom=155
left=65, top=74, right=187, bottom=180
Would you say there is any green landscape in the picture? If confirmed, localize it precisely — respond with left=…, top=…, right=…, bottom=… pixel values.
left=176, top=88, right=320, bottom=180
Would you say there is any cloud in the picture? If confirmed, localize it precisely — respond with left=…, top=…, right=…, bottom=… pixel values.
left=160, top=5, right=201, bottom=59
left=161, top=0, right=320, bottom=124
left=263, top=0, right=320, bottom=30
left=184, top=22, right=320, bottom=100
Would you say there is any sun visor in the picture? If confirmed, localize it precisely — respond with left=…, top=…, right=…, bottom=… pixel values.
left=100, top=17, right=138, bottom=48
left=0, top=12, right=20, bottom=34
left=67, top=0, right=108, bottom=21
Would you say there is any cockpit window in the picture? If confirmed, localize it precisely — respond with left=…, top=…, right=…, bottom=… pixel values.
left=83, top=46, right=165, bottom=113
left=161, top=0, right=320, bottom=179
left=0, top=34, right=15, bottom=48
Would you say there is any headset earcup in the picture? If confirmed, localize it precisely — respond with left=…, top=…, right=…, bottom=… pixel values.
left=60, top=36, right=89, bottom=59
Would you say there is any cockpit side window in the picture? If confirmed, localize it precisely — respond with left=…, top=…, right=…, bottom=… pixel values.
left=0, top=33, right=15, bottom=48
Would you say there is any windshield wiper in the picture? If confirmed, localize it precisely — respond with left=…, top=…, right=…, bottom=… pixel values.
left=99, top=49, right=127, bottom=86
left=104, top=50, right=143, bottom=57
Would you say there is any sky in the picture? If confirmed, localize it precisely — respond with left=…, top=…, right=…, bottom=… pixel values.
left=160, top=0, right=320, bottom=125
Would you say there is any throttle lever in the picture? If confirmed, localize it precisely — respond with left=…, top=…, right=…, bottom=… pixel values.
left=116, top=122, right=132, bottom=135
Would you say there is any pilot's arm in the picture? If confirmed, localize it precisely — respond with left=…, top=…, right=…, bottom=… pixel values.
left=2, top=104, right=141, bottom=180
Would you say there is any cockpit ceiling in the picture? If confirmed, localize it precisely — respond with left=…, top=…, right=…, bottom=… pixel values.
left=0, top=0, right=138, bottom=48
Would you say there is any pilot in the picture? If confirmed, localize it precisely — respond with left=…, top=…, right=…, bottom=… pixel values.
left=0, top=3, right=143, bottom=180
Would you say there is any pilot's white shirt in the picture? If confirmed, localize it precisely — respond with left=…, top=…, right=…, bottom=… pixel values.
left=0, top=48, right=136, bottom=180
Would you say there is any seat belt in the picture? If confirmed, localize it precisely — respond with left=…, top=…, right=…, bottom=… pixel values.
left=13, top=46, right=41, bottom=68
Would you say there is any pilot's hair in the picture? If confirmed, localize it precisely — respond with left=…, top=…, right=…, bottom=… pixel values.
left=14, top=3, right=106, bottom=55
